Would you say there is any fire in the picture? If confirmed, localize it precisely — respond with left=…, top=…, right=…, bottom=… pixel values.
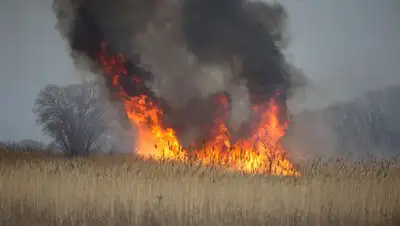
left=98, top=42, right=299, bottom=176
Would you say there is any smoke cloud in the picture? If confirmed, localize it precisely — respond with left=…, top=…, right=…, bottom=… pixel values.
left=52, top=0, right=306, bottom=148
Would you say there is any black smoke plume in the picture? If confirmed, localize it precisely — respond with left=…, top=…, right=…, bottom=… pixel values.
left=52, top=0, right=303, bottom=149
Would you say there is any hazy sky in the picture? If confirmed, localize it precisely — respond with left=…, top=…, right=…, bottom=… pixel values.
left=0, top=0, right=399, bottom=142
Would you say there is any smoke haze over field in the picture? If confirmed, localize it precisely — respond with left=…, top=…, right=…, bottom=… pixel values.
left=0, top=0, right=399, bottom=157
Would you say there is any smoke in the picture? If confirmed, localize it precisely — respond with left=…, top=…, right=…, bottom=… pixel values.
left=52, top=0, right=305, bottom=148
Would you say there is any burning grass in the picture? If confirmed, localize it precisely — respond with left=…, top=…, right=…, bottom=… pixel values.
left=98, top=42, right=299, bottom=176
left=124, top=95, right=298, bottom=176
left=1, top=148, right=400, bottom=226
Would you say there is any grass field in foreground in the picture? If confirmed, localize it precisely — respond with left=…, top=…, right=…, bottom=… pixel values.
left=0, top=148, right=400, bottom=226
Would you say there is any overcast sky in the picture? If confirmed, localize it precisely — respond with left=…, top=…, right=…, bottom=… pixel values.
left=0, top=0, right=399, bottom=142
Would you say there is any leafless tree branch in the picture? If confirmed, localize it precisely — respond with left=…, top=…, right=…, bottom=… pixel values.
left=33, top=83, right=110, bottom=157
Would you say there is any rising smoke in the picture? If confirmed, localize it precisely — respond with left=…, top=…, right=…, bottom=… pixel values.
left=52, top=0, right=306, bottom=149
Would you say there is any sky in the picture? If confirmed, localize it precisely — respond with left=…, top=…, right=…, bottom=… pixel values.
left=282, top=0, right=400, bottom=112
left=0, top=0, right=399, bottom=143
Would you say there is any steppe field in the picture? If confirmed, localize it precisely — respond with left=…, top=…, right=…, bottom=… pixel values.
left=1, top=147, right=400, bottom=226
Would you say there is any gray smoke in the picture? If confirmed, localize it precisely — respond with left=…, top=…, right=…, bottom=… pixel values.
left=52, top=0, right=306, bottom=148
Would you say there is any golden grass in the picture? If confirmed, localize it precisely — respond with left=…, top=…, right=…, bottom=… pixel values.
left=1, top=148, right=400, bottom=226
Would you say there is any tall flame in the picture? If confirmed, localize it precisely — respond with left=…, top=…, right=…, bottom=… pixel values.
left=98, top=41, right=299, bottom=176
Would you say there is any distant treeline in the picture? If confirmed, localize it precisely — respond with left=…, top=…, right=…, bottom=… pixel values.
left=286, top=85, right=400, bottom=158
left=0, top=140, right=60, bottom=153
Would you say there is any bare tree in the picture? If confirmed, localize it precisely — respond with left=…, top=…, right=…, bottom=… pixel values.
left=33, top=83, right=110, bottom=157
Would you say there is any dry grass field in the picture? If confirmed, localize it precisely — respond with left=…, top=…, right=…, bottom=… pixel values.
left=1, top=147, right=400, bottom=226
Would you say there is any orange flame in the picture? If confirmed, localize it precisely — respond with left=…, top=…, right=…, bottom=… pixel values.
left=98, top=42, right=299, bottom=176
